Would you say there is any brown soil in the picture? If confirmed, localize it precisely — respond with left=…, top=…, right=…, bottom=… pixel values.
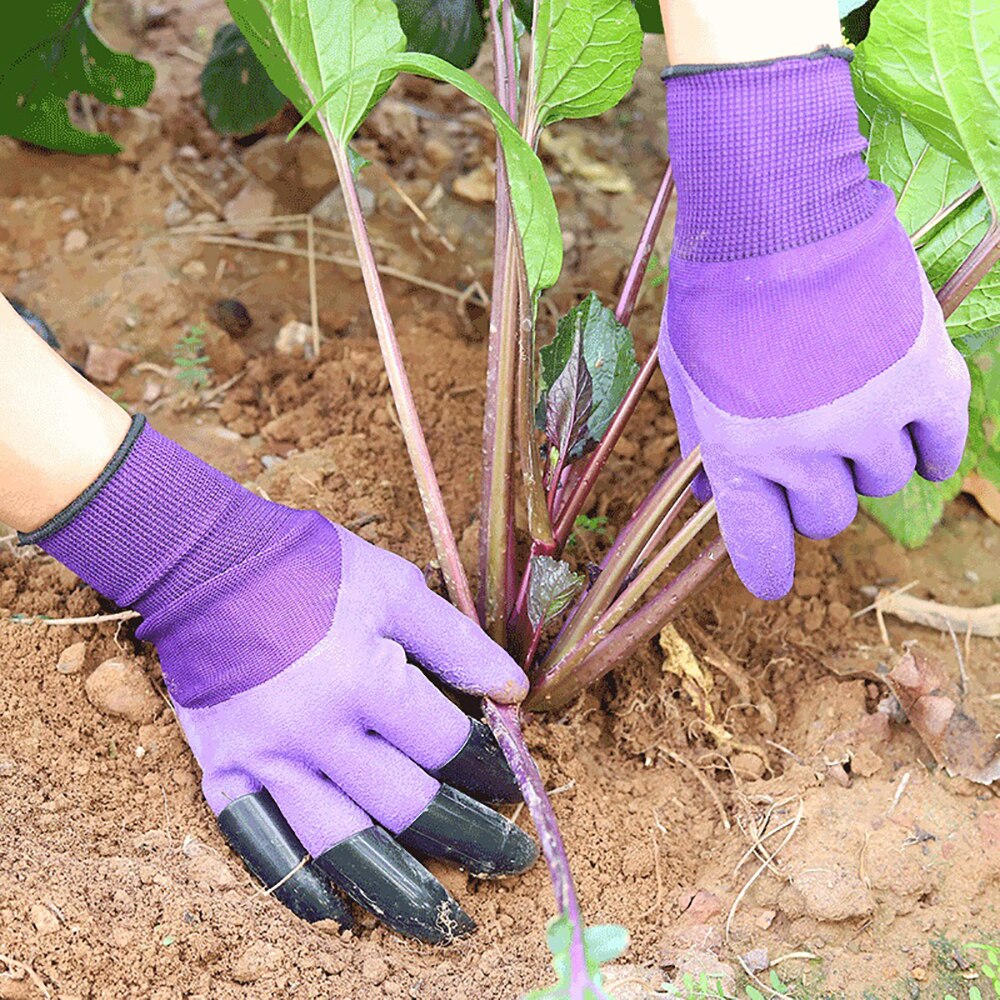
left=1, top=4, right=997, bottom=999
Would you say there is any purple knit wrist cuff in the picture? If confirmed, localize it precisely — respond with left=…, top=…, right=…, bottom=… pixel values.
left=24, top=416, right=341, bottom=708
left=666, top=49, right=882, bottom=262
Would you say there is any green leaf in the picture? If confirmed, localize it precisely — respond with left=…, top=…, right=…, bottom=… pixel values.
left=225, top=0, right=406, bottom=142
left=525, top=915, right=629, bottom=999
left=392, top=0, right=485, bottom=69
left=853, top=0, right=1000, bottom=215
left=201, top=23, right=287, bottom=135
left=538, top=293, right=639, bottom=456
left=297, top=50, right=562, bottom=293
left=746, top=988, right=767, bottom=1000
left=0, top=2, right=155, bottom=154
left=633, top=0, right=664, bottom=32
left=530, top=0, right=643, bottom=128
left=583, top=924, right=629, bottom=966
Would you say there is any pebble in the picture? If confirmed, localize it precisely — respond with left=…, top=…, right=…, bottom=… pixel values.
left=181, top=259, right=208, bottom=279
left=224, top=180, right=276, bottom=237
left=29, top=903, right=59, bottom=935
left=296, top=134, right=337, bottom=189
left=63, top=228, right=89, bottom=253
left=60, top=207, right=80, bottom=223
left=84, top=657, right=162, bottom=724
left=0, top=757, right=14, bottom=777
left=84, top=343, right=134, bottom=384
left=310, top=184, right=374, bottom=223
left=163, top=198, right=193, bottom=227
left=274, top=319, right=315, bottom=357
left=186, top=851, right=236, bottom=888
left=453, top=162, right=496, bottom=203
left=56, top=641, right=86, bottom=675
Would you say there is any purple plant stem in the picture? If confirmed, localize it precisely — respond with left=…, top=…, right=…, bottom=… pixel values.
left=543, top=448, right=702, bottom=674
left=527, top=535, right=729, bottom=711
left=911, top=182, right=982, bottom=246
left=550, top=165, right=675, bottom=546
left=936, top=218, right=1000, bottom=319
left=326, top=138, right=475, bottom=615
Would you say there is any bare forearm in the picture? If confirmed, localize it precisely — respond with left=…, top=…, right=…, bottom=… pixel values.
left=0, top=295, right=130, bottom=532
left=658, top=0, right=841, bottom=64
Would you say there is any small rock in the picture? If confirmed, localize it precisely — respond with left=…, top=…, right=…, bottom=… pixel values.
left=176, top=144, right=200, bottom=161
left=224, top=180, right=276, bottom=238
left=755, top=908, right=777, bottom=930
left=63, top=228, right=89, bottom=253
left=84, top=344, right=133, bottom=384
left=116, top=108, right=163, bottom=166
left=213, top=299, right=253, bottom=338
left=296, top=134, right=338, bottom=189
left=275, top=320, right=315, bottom=357
left=84, top=657, right=162, bottom=724
left=0, top=757, right=14, bottom=777
left=181, top=259, right=208, bottom=279
left=453, top=161, right=496, bottom=204
left=684, top=890, right=723, bottom=924
left=164, top=198, right=193, bottom=227
left=310, top=184, right=374, bottom=223
left=741, top=948, right=769, bottom=974
left=29, top=903, right=59, bottom=936
left=231, top=942, right=283, bottom=984
left=423, top=138, right=455, bottom=171
left=260, top=455, right=283, bottom=470
left=142, top=380, right=163, bottom=404
left=242, top=135, right=294, bottom=184
left=60, top=207, right=80, bottom=223
left=56, top=641, right=86, bottom=675
left=789, top=867, right=874, bottom=922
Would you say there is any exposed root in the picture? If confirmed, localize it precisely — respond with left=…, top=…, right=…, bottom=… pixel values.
left=0, top=953, right=51, bottom=999
left=861, top=589, right=1000, bottom=639
left=665, top=750, right=731, bottom=831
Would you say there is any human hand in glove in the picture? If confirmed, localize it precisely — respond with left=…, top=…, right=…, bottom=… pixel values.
left=658, top=46, right=970, bottom=600
left=24, top=416, right=536, bottom=944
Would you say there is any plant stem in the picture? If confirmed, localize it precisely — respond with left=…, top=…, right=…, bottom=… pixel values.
left=910, top=182, right=982, bottom=247
left=552, top=165, right=676, bottom=546
left=614, top=163, right=674, bottom=325
left=937, top=218, right=1000, bottom=319
left=544, top=448, right=702, bottom=672
left=327, top=137, right=474, bottom=615
left=527, top=535, right=729, bottom=711
left=478, top=0, right=522, bottom=640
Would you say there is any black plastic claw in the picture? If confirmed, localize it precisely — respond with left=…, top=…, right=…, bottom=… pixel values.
left=315, top=826, right=475, bottom=944
left=398, top=785, right=538, bottom=877
left=431, top=718, right=522, bottom=803
left=217, top=790, right=353, bottom=928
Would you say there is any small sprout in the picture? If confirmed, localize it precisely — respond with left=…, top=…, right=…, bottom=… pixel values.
left=173, top=325, right=213, bottom=390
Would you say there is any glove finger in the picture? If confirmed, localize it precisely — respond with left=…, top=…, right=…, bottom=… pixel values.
left=709, top=460, right=795, bottom=600
left=314, top=826, right=473, bottom=944
left=326, top=733, right=535, bottom=876
left=365, top=643, right=520, bottom=803
left=215, top=787, right=353, bottom=927
left=847, top=426, right=917, bottom=498
left=385, top=582, right=528, bottom=703
left=785, top=458, right=858, bottom=539
left=910, top=388, right=970, bottom=483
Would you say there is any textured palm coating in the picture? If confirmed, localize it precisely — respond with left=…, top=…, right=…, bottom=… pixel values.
left=659, top=50, right=970, bottom=599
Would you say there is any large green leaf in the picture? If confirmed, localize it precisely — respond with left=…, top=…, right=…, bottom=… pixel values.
left=0, top=2, right=154, bottom=154
left=225, top=0, right=406, bottom=142
left=854, top=0, right=1000, bottom=214
left=530, top=0, right=643, bottom=129
left=298, top=50, right=563, bottom=294
left=201, top=23, right=288, bottom=135
left=633, top=0, right=664, bottom=32
left=525, top=916, right=629, bottom=999
left=393, top=0, right=485, bottom=69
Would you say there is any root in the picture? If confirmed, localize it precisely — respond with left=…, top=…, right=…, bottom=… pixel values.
left=0, top=954, right=51, bottom=999
left=665, top=750, right=731, bottom=831
left=859, top=588, right=1000, bottom=639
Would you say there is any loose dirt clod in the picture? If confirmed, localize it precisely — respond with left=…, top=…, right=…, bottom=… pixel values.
left=84, top=344, right=133, bottom=384
left=231, top=942, right=283, bottom=984
left=84, top=657, right=162, bottom=723
left=28, top=904, right=58, bottom=936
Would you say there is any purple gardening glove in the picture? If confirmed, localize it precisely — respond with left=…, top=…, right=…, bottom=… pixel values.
left=659, top=49, right=970, bottom=600
left=23, top=417, right=535, bottom=943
